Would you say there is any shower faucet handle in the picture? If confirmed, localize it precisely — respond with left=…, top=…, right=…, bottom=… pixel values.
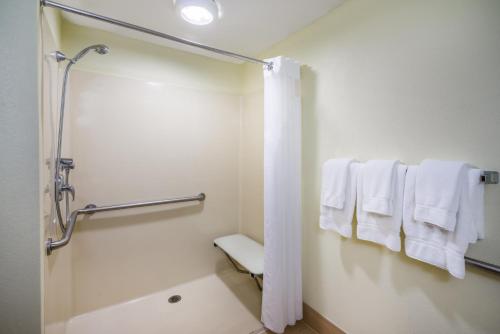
left=60, top=158, right=75, bottom=170
left=60, top=184, right=75, bottom=201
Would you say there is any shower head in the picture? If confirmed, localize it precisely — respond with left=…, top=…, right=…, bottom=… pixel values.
left=71, top=44, right=110, bottom=63
left=94, top=45, right=110, bottom=55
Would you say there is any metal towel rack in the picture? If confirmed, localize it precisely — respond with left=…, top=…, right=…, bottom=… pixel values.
left=465, top=256, right=500, bottom=273
left=467, top=171, right=499, bottom=273
left=481, top=171, right=499, bottom=184
left=46, top=193, right=206, bottom=255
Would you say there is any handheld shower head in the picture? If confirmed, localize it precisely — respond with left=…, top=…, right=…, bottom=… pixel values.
left=71, top=44, right=110, bottom=63
left=94, top=45, right=110, bottom=55
left=51, top=43, right=110, bottom=236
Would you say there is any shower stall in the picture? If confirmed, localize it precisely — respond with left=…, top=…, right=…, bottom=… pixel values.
left=40, top=1, right=302, bottom=333
left=41, top=6, right=261, bottom=334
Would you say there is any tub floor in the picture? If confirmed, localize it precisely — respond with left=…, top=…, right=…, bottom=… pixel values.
left=65, top=270, right=264, bottom=334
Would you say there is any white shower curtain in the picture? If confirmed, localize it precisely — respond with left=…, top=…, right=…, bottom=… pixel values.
left=262, top=56, right=302, bottom=333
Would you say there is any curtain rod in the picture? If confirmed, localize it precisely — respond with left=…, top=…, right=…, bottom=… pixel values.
left=40, top=0, right=273, bottom=70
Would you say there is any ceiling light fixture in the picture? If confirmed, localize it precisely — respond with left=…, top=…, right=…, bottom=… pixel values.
left=174, top=0, right=220, bottom=26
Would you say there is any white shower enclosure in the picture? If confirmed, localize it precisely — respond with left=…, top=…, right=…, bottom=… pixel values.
left=41, top=3, right=302, bottom=334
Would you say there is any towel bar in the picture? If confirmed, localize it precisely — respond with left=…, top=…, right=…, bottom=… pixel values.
left=465, top=257, right=500, bottom=273
left=471, top=171, right=499, bottom=272
left=481, top=171, right=499, bottom=184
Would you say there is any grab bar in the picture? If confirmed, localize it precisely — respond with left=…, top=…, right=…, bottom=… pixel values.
left=46, top=193, right=206, bottom=255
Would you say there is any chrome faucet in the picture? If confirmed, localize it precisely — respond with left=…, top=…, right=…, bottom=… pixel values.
left=56, top=158, right=75, bottom=201
left=60, top=184, right=75, bottom=201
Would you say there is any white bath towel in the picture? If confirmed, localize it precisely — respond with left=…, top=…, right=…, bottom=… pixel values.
left=356, top=163, right=407, bottom=251
left=414, top=160, right=468, bottom=231
left=320, top=163, right=360, bottom=238
left=403, top=166, right=483, bottom=279
left=320, top=158, right=354, bottom=209
left=361, top=160, right=399, bottom=216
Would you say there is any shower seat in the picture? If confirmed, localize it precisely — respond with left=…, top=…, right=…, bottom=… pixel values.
left=214, top=234, right=264, bottom=290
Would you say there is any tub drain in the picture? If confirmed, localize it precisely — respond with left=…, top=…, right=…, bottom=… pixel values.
left=168, top=295, right=182, bottom=303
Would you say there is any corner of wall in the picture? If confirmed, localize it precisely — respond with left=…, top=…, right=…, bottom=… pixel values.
left=238, top=62, right=265, bottom=243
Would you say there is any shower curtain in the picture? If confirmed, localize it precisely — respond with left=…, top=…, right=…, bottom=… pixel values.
left=262, top=56, right=302, bottom=333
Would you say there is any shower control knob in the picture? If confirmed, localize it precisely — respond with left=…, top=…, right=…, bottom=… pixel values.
left=61, top=184, right=75, bottom=201
left=60, top=158, right=75, bottom=170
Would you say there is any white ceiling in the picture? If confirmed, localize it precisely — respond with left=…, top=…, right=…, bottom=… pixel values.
left=57, top=0, right=345, bottom=62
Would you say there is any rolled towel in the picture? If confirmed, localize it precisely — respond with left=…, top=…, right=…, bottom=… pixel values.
left=320, top=162, right=360, bottom=238
left=356, top=163, right=407, bottom=252
left=361, top=160, right=399, bottom=216
left=414, top=160, right=468, bottom=231
left=320, top=158, right=354, bottom=209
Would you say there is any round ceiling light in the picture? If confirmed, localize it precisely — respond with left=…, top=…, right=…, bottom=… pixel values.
left=174, top=0, right=220, bottom=26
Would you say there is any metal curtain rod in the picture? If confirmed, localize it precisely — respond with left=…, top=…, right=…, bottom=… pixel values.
left=46, top=193, right=206, bottom=255
left=40, top=0, right=273, bottom=69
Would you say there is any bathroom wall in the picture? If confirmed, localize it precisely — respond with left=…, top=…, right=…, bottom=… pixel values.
left=0, top=1, right=41, bottom=333
left=60, top=22, right=244, bottom=315
left=60, top=21, right=242, bottom=95
left=240, top=90, right=264, bottom=244
left=241, top=0, right=500, bottom=333
left=41, top=8, right=76, bottom=334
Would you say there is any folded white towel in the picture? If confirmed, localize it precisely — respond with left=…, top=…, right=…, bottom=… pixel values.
left=320, top=159, right=354, bottom=209
left=414, top=160, right=468, bottom=231
left=320, top=163, right=360, bottom=238
left=361, top=160, right=399, bottom=216
left=403, top=166, right=482, bottom=279
left=356, top=163, right=407, bottom=251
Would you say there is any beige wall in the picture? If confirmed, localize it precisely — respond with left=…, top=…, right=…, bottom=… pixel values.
left=41, top=8, right=75, bottom=334
left=60, top=20, right=243, bottom=94
left=240, top=90, right=264, bottom=244
left=241, top=0, right=500, bottom=333
left=56, top=22, right=243, bottom=315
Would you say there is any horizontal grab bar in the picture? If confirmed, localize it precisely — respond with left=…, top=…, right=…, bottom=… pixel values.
left=46, top=193, right=206, bottom=255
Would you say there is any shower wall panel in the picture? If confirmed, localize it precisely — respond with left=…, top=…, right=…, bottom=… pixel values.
left=68, top=69, right=241, bottom=315
left=41, top=10, right=74, bottom=334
